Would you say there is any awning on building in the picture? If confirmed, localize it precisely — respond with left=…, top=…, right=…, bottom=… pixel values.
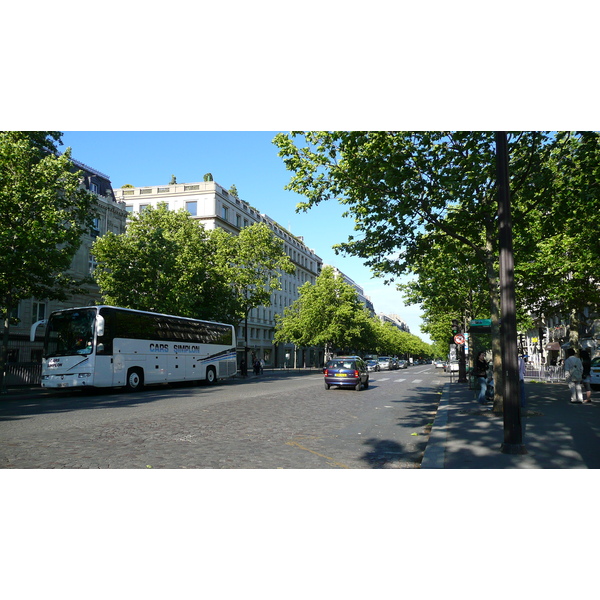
left=560, top=339, right=598, bottom=350
left=545, top=342, right=561, bottom=351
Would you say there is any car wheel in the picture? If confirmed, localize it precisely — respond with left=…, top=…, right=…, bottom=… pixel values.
left=363, top=377, right=369, bottom=389
left=355, top=380, right=362, bottom=391
left=324, top=381, right=330, bottom=390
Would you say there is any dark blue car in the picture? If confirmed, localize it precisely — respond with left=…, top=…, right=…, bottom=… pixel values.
left=324, top=357, right=369, bottom=391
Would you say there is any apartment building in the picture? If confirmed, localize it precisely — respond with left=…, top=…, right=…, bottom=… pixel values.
left=7, top=160, right=128, bottom=384
left=113, top=180, right=323, bottom=368
left=328, top=266, right=375, bottom=316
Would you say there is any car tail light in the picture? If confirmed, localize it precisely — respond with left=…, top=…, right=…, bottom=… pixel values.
left=354, top=370, right=359, bottom=377
left=325, top=369, right=330, bottom=376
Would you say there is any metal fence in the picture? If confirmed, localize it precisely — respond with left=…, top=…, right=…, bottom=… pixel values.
left=4, top=363, right=42, bottom=386
left=525, top=364, right=565, bottom=383
left=3, top=337, right=43, bottom=386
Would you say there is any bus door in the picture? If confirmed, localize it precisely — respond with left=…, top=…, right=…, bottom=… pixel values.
left=93, top=354, right=115, bottom=387
left=90, top=314, right=114, bottom=387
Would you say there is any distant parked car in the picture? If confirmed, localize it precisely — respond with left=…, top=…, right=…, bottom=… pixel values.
left=377, top=356, right=392, bottom=370
left=324, top=357, right=369, bottom=391
left=397, top=360, right=408, bottom=369
left=434, top=360, right=445, bottom=368
left=366, top=359, right=380, bottom=372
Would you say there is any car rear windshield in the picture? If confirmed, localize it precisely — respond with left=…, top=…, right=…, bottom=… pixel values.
left=328, top=360, right=356, bottom=369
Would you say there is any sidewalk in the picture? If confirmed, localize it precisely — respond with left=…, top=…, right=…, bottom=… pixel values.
left=422, top=380, right=600, bottom=468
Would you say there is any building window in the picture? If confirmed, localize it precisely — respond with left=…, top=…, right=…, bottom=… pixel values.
left=91, top=217, right=100, bottom=238
left=125, top=205, right=134, bottom=213
left=10, top=304, right=20, bottom=321
left=236, top=214, right=242, bottom=228
left=90, top=182, right=99, bottom=194
left=157, top=187, right=170, bottom=193
left=222, top=206, right=229, bottom=221
left=123, top=190, right=135, bottom=196
left=139, top=188, right=152, bottom=195
left=139, top=204, right=151, bottom=213
left=89, top=253, right=98, bottom=274
left=32, top=301, right=46, bottom=324
left=186, top=201, right=197, bottom=216
left=184, top=185, right=200, bottom=191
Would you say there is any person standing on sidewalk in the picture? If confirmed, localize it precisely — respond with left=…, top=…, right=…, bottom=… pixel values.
left=564, top=348, right=584, bottom=404
left=519, top=354, right=527, bottom=408
left=475, top=351, right=490, bottom=405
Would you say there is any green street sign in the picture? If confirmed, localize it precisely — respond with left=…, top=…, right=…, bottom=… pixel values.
left=469, top=318, right=492, bottom=333
left=470, top=319, right=491, bottom=327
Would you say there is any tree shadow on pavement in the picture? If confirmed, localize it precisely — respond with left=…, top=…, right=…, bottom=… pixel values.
left=360, top=438, right=413, bottom=468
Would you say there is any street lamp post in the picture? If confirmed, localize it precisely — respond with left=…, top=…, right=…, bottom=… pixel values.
left=496, top=131, right=527, bottom=455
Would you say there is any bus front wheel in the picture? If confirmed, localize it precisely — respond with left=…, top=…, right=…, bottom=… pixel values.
left=126, top=368, right=144, bottom=392
left=206, top=366, right=217, bottom=385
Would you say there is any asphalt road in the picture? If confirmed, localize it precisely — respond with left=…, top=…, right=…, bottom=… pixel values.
left=0, top=365, right=445, bottom=469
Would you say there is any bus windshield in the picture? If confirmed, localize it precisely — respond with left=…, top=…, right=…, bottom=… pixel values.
left=44, top=308, right=97, bottom=358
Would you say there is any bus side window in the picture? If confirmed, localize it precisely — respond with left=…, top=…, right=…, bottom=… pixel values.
left=97, top=308, right=115, bottom=355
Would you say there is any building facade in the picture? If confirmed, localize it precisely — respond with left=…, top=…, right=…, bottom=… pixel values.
left=328, top=266, right=375, bottom=316
left=6, top=160, right=128, bottom=385
left=377, top=313, right=410, bottom=333
left=112, top=180, right=324, bottom=368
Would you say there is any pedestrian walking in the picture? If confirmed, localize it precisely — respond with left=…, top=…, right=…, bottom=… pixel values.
left=564, top=348, right=584, bottom=404
left=474, top=351, right=490, bottom=405
left=581, top=350, right=592, bottom=403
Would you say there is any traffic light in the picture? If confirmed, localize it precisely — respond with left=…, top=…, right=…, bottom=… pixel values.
left=452, top=319, right=460, bottom=335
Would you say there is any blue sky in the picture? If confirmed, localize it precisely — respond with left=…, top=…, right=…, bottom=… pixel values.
left=60, top=131, right=430, bottom=343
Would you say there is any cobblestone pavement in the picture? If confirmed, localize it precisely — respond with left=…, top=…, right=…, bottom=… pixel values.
left=0, top=370, right=442, bottom=469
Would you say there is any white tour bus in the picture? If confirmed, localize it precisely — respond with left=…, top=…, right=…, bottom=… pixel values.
left=31, top=305, right=237, bottom=391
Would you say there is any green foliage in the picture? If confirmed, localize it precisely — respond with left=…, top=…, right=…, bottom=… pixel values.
left=516, top=132, right=600, bottom=320
left=211, top=222, right=295, bottom=320
left=92, top=205, right=226, bottom=319
left=228, top=184, right=239, bottom=199
left=274, top=266, right=433, bottom=358
left=274, top=131, right=600, bottom=355
left=92, top=206, right=293, bottom=326
left=0, top=131, right=97, bottom=389
left=0, top=131, right=97, bottom=312
left=274, top=266, right=373, bottom=355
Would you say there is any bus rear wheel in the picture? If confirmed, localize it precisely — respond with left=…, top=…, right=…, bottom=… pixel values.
left=206, top=366, right=217, bottom=385
left=126, top=368, right=144, bottom=392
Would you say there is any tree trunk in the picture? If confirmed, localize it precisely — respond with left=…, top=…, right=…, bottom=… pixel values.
left=0, top=297, right=13, bottom=394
